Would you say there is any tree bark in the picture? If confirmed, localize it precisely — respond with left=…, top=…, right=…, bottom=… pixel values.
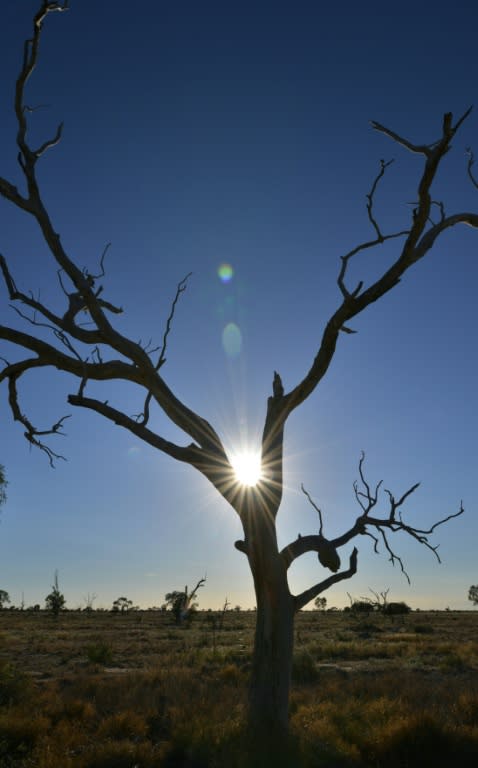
left=241, top=489, right=295, bottom=738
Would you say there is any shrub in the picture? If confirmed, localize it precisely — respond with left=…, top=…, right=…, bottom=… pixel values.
left=292, top=651, right=318, bottom=684
left=414, top=623, right=434, bottom=634
left=370, top=715, right=478, bottom=768
left=351, top=600, right=374, bottom=613
left=383, top=601, right=411, bottom=615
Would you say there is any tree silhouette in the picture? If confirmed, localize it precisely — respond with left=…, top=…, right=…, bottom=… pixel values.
left=1, top=2, right=476, bottom=740
left=112, top=597, right=133, bottom=613
left=45, top=570, right=65, bottom=616
left=164, top=577, right=205, bottom=624
left=468, top=586, right=478, bottom=606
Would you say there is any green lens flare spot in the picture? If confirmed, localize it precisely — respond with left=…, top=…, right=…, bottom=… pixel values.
left=218, top=263, right=234, bottom=283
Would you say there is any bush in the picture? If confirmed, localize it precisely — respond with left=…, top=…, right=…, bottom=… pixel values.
left=351, top=601, right=374, bottom=613
left=371, top=715, right=478, bottom=768
left=292, top=651, right=318, bottom=684
left=383, top=601, right=411, bottom=615
left=414, top=623, right=434, bottom=634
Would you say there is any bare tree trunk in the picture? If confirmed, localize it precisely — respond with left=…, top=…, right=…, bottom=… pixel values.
left=242, top=492, right=295, bottom=738
left=249, top=575, right=295, bottom=736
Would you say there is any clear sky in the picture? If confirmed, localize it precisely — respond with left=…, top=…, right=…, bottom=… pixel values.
left=1, top=1, right=477, bottom=611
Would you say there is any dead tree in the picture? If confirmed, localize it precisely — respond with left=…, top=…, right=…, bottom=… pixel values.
left=0, top=2, right=475, bottom=741
left=165, top=577, right=206, bottom=624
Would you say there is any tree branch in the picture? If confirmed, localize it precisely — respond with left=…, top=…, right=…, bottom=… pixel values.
left=466, top=148, right=478, bottom=190
left=68, top=392, right=198, bottom=463
left=5, top=364, right=70, bottom=466
left=266, top=107, right=477, bottom=438
left=294, top=548, right=358, bottom=611
left=281, top=455, right=464, bottom=584
left=135, top=272, right=192, bottom=427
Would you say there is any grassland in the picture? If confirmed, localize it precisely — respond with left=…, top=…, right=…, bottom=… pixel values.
left=0, top=609, right=477, bottom=767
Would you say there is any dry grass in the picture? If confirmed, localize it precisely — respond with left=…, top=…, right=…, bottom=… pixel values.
left=0, top=609, right=477, bottom=766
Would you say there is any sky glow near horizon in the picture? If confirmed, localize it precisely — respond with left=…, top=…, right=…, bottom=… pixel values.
left=0, top=1, right=477, bottom=611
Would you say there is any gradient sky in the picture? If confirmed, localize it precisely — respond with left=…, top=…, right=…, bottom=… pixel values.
left=1, top=1, right=477, bottom=611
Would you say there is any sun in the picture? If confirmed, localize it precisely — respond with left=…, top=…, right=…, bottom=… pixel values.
left=231, top=451, right=262, bottom=487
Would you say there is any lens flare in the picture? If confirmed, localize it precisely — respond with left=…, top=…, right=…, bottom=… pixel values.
left=218, top=263, right=234, bottom=283
left=222, top=322, right=242, bottom=358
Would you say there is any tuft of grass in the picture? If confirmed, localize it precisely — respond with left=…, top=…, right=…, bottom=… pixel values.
left=0, top=662, right=31, bottom=706
left=292, top=651, right=319, bottom=684
left=97, top=709, right=149, bottom=741
left=0, top=712, right=50, bottom=764
left=85, top=641, right=114, bottom=665
left=414, top=623, right=434, bottom=634
left=369, top=714, right=478, bottom=768
left=217, top=663, right=243, bottom=686
left=81, top=739, right=164, bottom=768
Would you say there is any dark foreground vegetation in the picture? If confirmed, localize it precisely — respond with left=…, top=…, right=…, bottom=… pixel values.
left=0, top=609, right=477, bottom=767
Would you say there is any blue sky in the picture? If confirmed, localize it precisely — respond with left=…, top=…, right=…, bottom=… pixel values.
left=1, top=1, right=477, bottom=610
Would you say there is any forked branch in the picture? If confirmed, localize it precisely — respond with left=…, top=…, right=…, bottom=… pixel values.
left=281, top=455, right=464, bottom=586
left=337, top=159, right=409, bottom=300
left=135, top=272, right=192, bottom=426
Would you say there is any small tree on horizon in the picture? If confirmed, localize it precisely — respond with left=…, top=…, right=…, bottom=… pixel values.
left=0, top=590, right=10, bottom=609
left=468, top=585, right=478, bottom=606
left=0, top=2, right=476, bottom=744
left=112, top=596, right=133, bottom=613
left=165, top=577, right=206, bottom=625
left=45, top=570, right=66, bottom=616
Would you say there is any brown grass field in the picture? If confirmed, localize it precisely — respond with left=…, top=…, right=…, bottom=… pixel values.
left=0, top=608, right=477, bottom=767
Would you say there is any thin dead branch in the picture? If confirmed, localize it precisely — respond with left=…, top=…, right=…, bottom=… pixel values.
left=135, top=273, right=192, bottom=426
left=466, top=148, right=478, bottom=190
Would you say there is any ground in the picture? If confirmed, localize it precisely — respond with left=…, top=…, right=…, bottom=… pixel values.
left=0, top=609, right=477, bottom=766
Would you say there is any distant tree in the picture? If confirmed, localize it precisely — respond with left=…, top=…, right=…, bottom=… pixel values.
left=165, top=577, right=205, bottom=625
left=83, top=592, right=97, bottom=612
left=348, top=588, right=409, bottom=615
left=112, top=596, right=133, bottom=613
left=0, top=465, right=7, bottom=510
left=383, top=601, right=410, bottom=615
left=367, top=588, right=390, bottom=611
left=0, top=3, right=474, bottom=742
left=217, top=596, right=230, bottom=629
left=314, top=596, right=327, bottom=611
left=0, top=590, right=10, bottom=609
left=350, top=600, right=374, bottom=614
left=468, top=585, right=478, bottom=606
left=45, top=571, right=66, bottom=616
